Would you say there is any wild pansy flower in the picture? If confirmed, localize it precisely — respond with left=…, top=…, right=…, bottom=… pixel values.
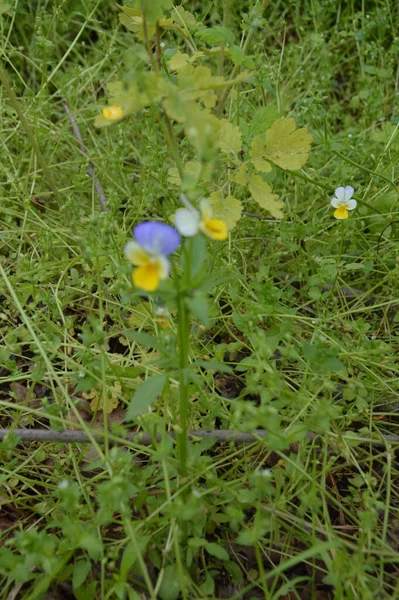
left=331, top=186, right=356, bottom=220
left=174, top=195, right=228, bottom=241
left=102, top=105, right=124, bottom=121
left=124, top=222, right=180, bottom=292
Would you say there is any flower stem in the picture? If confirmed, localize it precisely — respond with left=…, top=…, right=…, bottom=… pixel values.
left=176, top=240, right=193, bottom=479
left=176, top=290, right=190, bottom=479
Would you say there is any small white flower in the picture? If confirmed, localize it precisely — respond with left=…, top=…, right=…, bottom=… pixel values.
left=174, top=195, right=228, bottom=240
left=330, top=186, right=357, bottom=220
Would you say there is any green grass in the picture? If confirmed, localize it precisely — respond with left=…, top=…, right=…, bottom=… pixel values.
left=1, top=1, right=399, bottom=599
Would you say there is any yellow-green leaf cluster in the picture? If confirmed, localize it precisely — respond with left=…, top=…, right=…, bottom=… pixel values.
left=249, top=118, right=312, bottom=172
left=208, top=192, right=242, bottom=231
left=247, top=174, right=284, bottom=219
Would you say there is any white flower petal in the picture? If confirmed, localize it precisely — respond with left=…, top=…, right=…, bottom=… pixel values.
left=344, top=186, right=355, bottom=201
left=124, top=241, right=148, bottom=265
left=347, top=199, right=357, bottom=210
left=334, top=187, right=346, bottom=201
left=157, top=255, right=170, bottom=279
left=199, top=198, right=212, bottom=220
left=174, top=208, right=199, bottom=236
left=331, top=198, right=341, bottom=208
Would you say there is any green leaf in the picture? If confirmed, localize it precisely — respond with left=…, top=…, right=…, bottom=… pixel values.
left=229, top=45, right=255, bottom=69
left=264, top=118, right=313, bottom=170
left=158, top=564, right=181, bottom=600
left=186, top=293, right=211, bottom=328
left=249, top=135, right=272, bottom=172
left=248, top=173, right=284, bottom=219
left=79, top=533, right=102, bottom=561
left=196, top=26, right=235, bottom=45
left=208, top=192, right=242, bottom=230
left=249, top=106, right=280, bottom=135
left=205, top=542, right=230, bottom=561
left=123, top=330, right=164, bottom=352
left=194, top=360, right=233, bottom=374
left=125, top=375, right=167, bottom=420
left=72, top=560, right=91, bottom=591
left=218, top=119, right=242, bottom=154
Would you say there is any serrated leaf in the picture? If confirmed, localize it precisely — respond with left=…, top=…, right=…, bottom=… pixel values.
left=208, top=192, right=242, bottom=230
left=173, top=7, right=197, bottom=28
left=229, top=45, right=255, bottom=69
left=248, top=173, right=284, bottom=219
left=249, top=135, right=272, bottom=172
left=195, top=26, right=235, bottom=45
left=230, top=164, right=248, bottom=186
left=249, top=105, right=280, bottom=135
left=218, top=119, right=242, bottom=154
left=125, top=374, right=167, bottom=421
left=169, top=51, right=190, bottom=71
left=264, top=118, right=312, bottom=170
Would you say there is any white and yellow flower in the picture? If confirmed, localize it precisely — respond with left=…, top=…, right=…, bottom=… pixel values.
left=174, top=195, right=228, bottom=241
left=124, top=222, right=180, bottom=292
left=331, top=186, right=356, bottom=220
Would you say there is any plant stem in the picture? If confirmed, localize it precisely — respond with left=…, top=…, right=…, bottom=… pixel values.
left=0, top=61, right=62, bottom=204
left=176, top=241, right=193, bottom=479
left=176, top=290, right=190, bottom=479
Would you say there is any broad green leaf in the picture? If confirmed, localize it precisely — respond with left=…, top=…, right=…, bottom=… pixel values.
left=264, top=118, right=312, bottom=170
left=249, top=135, right=272, bottom=172
left=249, top=105, right=280, bottom=135
left=72, top=560, right=91, bottom=591
left=173, top=7, right=197, bottom=29
left=186, top=292, right=211, bottom=328
left=195, top=26, right=235, bottom=45
left=125, top=374, right=167, bottom=420
left=124, top=330, right=164, bottom=352
left=248, top=173, right=284, bottom=219
left=169, top=51, right=190, bottom=71
left=229, top=45, right=255, bottom=69
left=208, top=192, right=242, bottom=230
left=218, top=119, right=242, bottom=154
left=205, top=542, right=230, bottom=561
left=158, top=564, right=181, bottom=600
left=230, top=164, right=248, bottom=186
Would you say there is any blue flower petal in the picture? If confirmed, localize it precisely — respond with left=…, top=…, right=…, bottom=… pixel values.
left=133, top=222, right=181, bottom=256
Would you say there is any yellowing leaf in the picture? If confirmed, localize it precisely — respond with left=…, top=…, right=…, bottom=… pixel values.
left=248, top=173, right=284, bottom=219
left=84, top=384, right=121, bottom=414
left=208, top=192, right=242, bottom=230
left=230, top=164, right=248, bottom=185
left=167, top=167, right=181, bottom=186
left=173, top=7, right=197, bottom=28
left=169, top=51, right=190, bottom=71
left=218, top=119, right=242, bottom=154
left=264, top=118, right=312, bottom=170
left=249, top=135, right=272, bottom=172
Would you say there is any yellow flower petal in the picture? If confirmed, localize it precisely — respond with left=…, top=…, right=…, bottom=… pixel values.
left=102, top=105, right=124, bottom=120
left=133, top=264, right=160, bottom=292
left=333, top=206, right=349, bottom=220
left=202, top=218, right=228, bottom=240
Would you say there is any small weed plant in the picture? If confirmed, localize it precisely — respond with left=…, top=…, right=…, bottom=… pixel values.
left=0, top=1, right=399, bottom=599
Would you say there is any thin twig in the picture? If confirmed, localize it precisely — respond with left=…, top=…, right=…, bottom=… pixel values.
left=0, top=428, right=398, bottom=445
left=62, top=101, right=107, bottom=212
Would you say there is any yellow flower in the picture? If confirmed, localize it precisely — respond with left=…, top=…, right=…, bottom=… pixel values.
left=174, top=195, right=228, bottom=241
left=124, top=222, right=181, bottom=292
left=102, top=104, right=124, bottom=121
left=331, top=186, right=356, bottom=220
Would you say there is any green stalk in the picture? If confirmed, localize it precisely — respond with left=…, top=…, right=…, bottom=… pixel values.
left=0, top=61, right=62, bottom=204
left=176, top=291, right=190, bottom=478
left=176, top=242, right=193, bottom=479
